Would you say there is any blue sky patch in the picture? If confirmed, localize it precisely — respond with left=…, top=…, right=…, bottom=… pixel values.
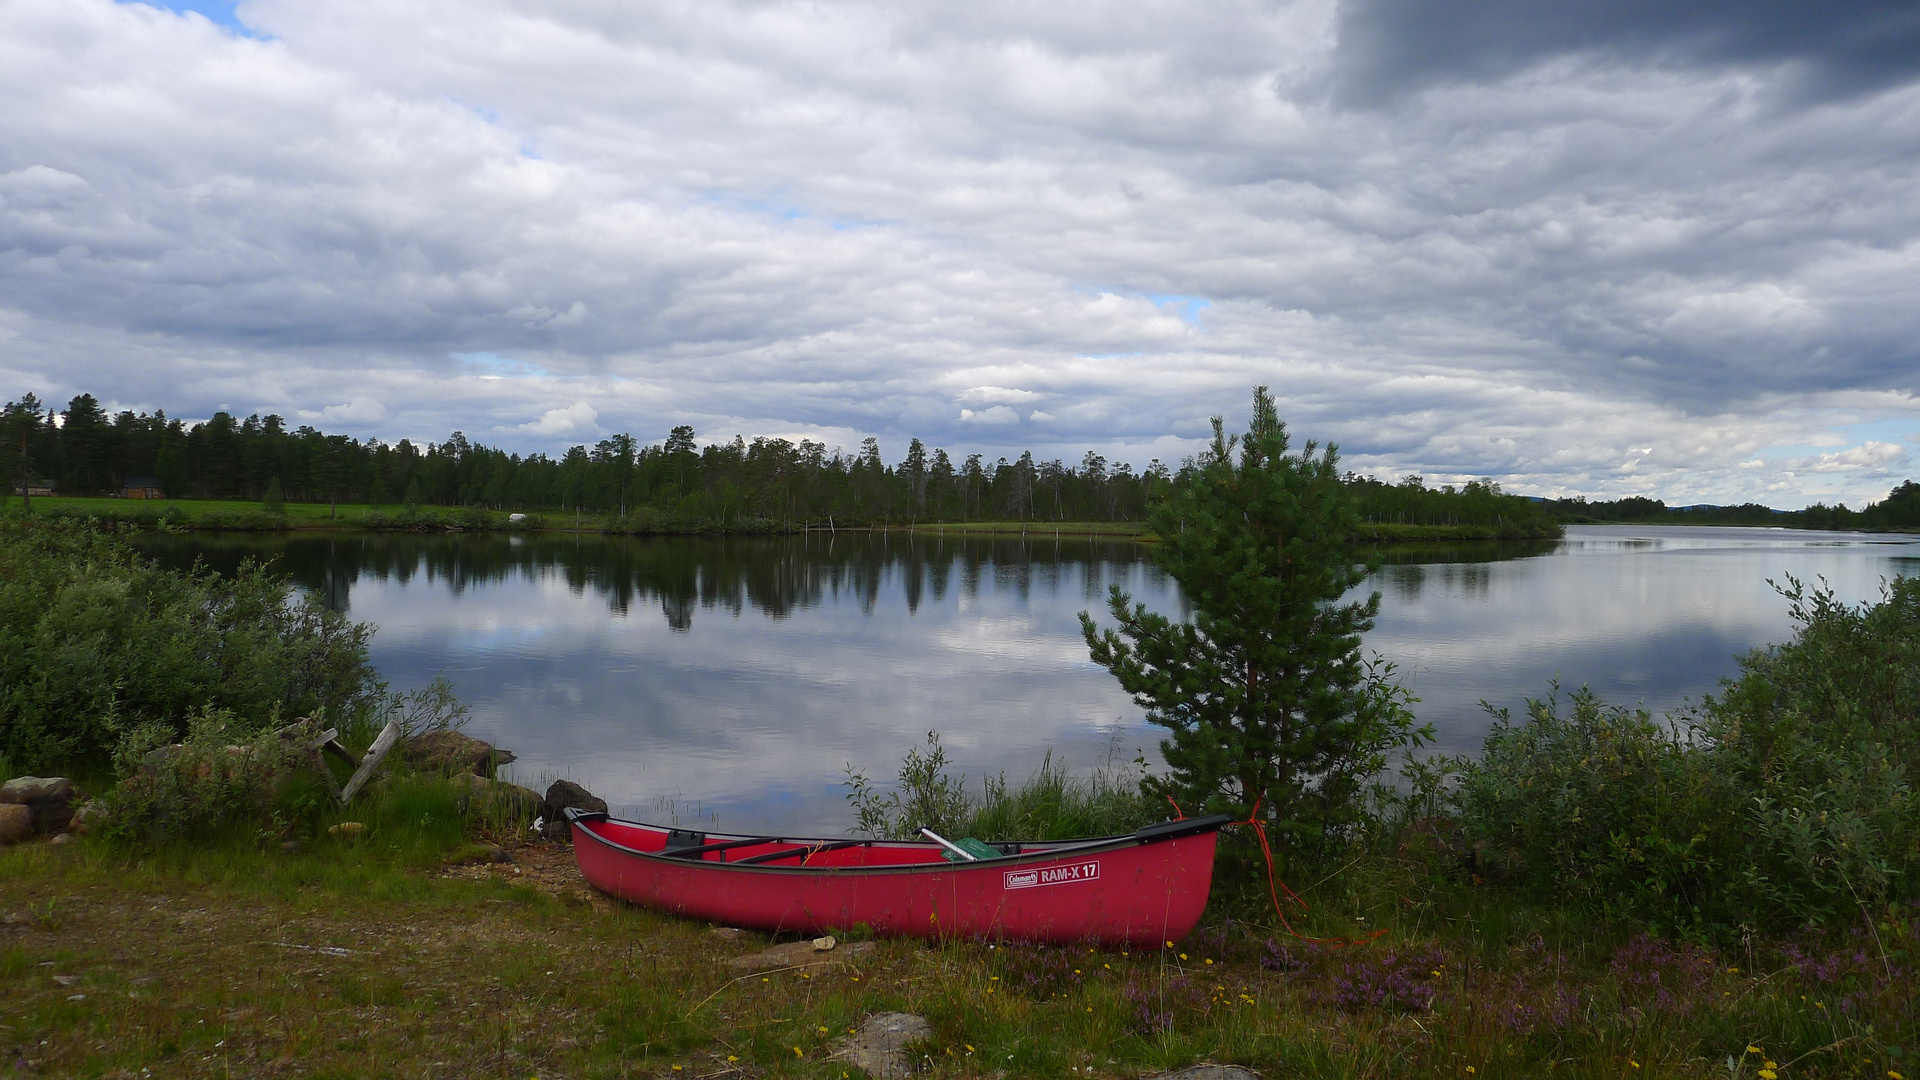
left=1146, top=294, right=1211, bottom=325
left=123, top=0, right=265, bottom=38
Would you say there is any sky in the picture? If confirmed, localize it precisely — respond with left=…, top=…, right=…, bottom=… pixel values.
left=2, top=0, right=1918, bottom=506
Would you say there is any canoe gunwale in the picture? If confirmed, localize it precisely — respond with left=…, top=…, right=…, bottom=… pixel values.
left=564, top=808, right=1232, bottom=877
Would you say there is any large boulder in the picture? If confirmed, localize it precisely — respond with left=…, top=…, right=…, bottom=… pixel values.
left=0, top=777, right=77, bottom=835
left=542, top=780, right=608, bottom=840
left=401, top=731, right=516, bottom=777
left=0, top=804, right=30, bottom=846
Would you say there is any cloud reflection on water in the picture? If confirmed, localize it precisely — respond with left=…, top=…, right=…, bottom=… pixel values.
left=145, top=526, right=1919, bottom=834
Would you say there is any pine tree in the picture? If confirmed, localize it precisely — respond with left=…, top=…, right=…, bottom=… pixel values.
left=1080, top=387, right=1425, bottom=854
left=262, top=477, right=286, bottom=515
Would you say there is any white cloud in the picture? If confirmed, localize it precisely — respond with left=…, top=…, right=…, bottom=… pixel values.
left=0, top=0, right=1915, bottom=501
left=958, top=386, right=1041, bottom=406
left=959, top=406, right=1021, bottom=425
left=518, top=401, right=599, bottom=437
left=317, top=397, right=389, bottom=425
left=1799, top=441, right=1911, bottom=473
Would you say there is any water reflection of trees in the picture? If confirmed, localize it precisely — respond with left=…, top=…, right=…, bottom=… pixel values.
left=140, top=533, right=1167, bottom=631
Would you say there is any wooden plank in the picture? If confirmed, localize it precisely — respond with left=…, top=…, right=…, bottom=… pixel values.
left=321, top=736, right=359, bottom=770
left=311, top=748, right=343, bottom=803
left=337, top=721, right=401, bottom=804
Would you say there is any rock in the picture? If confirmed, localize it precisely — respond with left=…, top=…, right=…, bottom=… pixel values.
left=401, top=730, right=516, bottom=777
left=719, top=938, right=875, bottom=972
left=66, top=800, right=104, bottom=836
left=0, top=804, right=31, bottom=846
left=0, top=777, right=77, bottom=835
left=541, top=780, right=608, bottom=841
left=46, top=833, right=71, bottom=847
left=830, top=1012, right=931, bottom=1080
left=1144, top=1067, right=1261, bottom=1080
left=457, top=774, right=543, bottom=824
left=280, top=840, right=302, bottom=854
left=327, top=822, right=365, bottom=840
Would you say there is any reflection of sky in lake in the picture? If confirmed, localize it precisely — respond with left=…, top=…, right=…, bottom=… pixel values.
left=1369, top=526, right=1920, bottom=758
left=146, top=525, right=1919, bottom=834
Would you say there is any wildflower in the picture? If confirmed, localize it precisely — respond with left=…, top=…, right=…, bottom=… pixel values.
left=793, top=1047, right=804, bottom=1057
left=1466, top=1068, right=1475, bottom=1075
left=1748, top=1047, right=1762, bottom=1055
left=727, top=1056, right=737, bottom=1063
left=1889, top=1071, right=1905, bottom=1080
left=818, top=1026, right=829, bottom=1034
left=1166, top=941, right=1174, bottom=948
left=1630, top=1062, right=1640, bottom=1070
left=1758, top=1071, right=1776, bottom=1080
left=1179, top=953, right=1188, bottom=960
left=965, top=1045, right=975, bottom=1053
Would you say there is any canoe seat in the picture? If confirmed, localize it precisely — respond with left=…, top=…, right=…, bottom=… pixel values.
left=939, top=837, right=1005, bottom=862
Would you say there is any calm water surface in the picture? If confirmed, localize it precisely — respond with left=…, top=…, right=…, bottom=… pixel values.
left=148, top=525, right=1920, bottom=833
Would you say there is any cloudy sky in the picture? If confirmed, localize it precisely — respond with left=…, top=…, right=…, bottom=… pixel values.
left=3, top=0, right=1918, bottom=505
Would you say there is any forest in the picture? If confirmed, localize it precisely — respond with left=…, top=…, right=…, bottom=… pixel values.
left=1, top=391, right=1564, bottom=531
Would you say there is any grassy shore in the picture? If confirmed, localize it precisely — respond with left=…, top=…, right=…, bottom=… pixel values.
left=7, top=497, right=1564, bottom=542
left=3, top=821, right=1911, bottom=1079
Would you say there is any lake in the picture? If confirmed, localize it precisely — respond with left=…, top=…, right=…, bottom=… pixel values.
left=146, top=525, right=1920, bottom=834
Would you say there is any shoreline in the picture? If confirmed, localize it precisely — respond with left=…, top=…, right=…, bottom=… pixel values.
left=9, top=497, right=1569, bottom=542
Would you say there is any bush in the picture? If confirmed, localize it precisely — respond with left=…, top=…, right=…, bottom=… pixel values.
left=1455, top=576, right=1920, bottom=932
left=100, top=708, right=329, bottom=844
left=0, top=520, right=382, bottom=774
left=1453, top=686, right=1725, bottom=923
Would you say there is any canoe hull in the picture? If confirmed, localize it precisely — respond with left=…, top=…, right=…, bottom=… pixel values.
left=569, top=814, right=1226, bottom=947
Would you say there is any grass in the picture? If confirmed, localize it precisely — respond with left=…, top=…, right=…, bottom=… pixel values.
left=5, top=799, right=1915, bottom=1078
left=4, top=499, right=1561, bottom=542
left=20, top=495, right=386, bottom=524
left=883, top=520, right=1159, bottom=540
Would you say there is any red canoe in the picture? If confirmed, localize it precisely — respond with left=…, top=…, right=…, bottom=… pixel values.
left=565, top=809, right=1233, bottom=946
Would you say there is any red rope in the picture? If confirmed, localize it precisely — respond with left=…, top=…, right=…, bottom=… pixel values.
left=1236, top=799, right=1387, bottom=949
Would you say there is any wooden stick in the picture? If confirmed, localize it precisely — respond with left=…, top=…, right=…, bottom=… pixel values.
left=338, top=721, right=400, bottom=804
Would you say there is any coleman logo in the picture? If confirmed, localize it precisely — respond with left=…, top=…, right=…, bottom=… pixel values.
left=1004, top=860, right=1100, bottom=890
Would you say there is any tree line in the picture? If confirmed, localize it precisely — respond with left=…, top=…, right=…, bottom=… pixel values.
left=1546, top=486, right=1920, bottom=532
left=0, top=389, right=1689, bottom=532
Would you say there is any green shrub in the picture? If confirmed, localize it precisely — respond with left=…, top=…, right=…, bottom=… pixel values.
left=1453, top=686, right=1725, bottom=924
left=100, top=708, right=326, bottom=844
left=0, top=520, right=381, bottom=773
left=1455, top=576, right=1920, bottom=932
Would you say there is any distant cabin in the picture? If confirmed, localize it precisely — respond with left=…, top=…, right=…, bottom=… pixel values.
left=13, top=482, right=54, bottom=498
left=120, top=477, right=165, bottom=500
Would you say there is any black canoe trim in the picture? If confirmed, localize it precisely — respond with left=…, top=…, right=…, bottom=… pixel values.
left=1131, top=814, right=1235, bottom=844
left=563, top=806, right=1231, bottom=873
